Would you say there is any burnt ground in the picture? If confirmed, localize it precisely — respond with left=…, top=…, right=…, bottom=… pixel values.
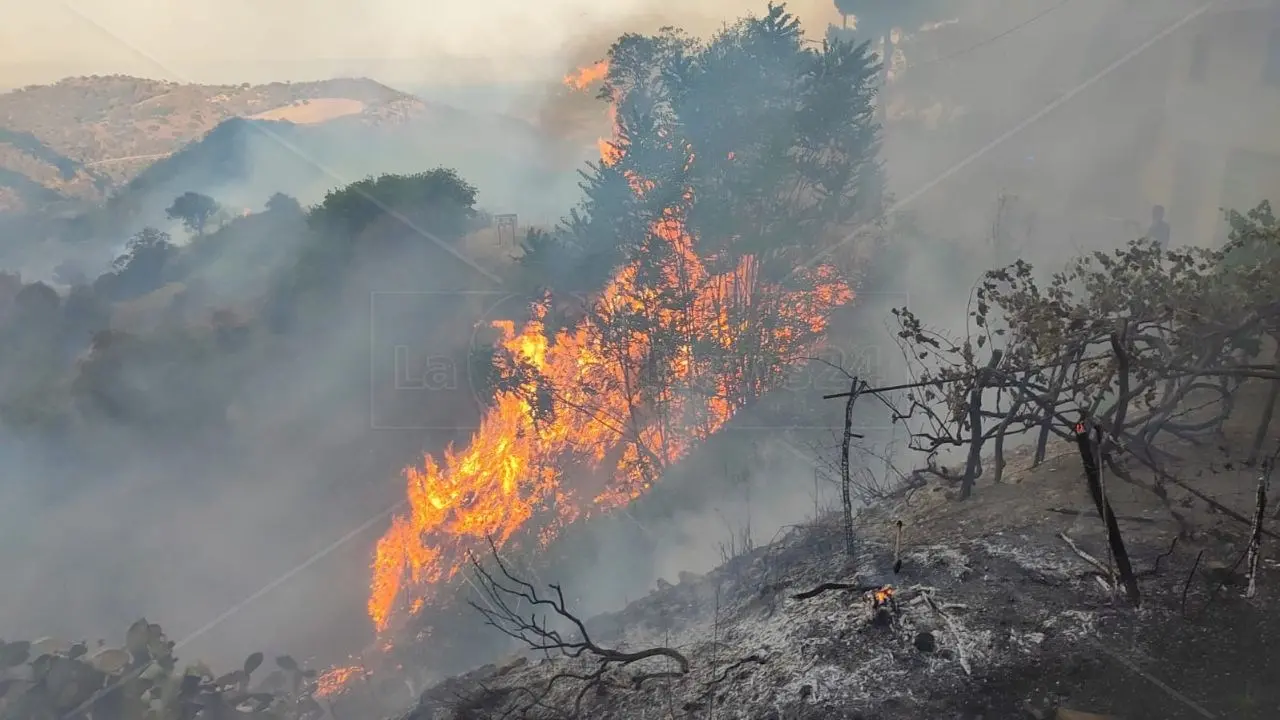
left=376, top=387, right=1280, bottom=720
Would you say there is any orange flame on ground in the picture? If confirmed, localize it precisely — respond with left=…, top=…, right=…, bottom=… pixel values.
left=873, top=586, right=895, bottom=605
left=366, top=60, right=854, bottom=633
left=316, top=666, right=361, bottom=698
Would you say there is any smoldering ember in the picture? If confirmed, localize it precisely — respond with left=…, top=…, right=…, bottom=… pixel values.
left=2, top=2, right=1280, bottom=720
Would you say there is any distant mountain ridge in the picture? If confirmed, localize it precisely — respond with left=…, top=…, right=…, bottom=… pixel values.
left=48, top=109, right=580, bottom=257
left=0, top=74, right=588, bottom=266
left=0, top=75, right=435, bottom=213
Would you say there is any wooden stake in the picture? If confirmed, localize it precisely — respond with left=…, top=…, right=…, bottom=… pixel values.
left=1246, top=469, right=1269, bottom=598
left=893, top=519, right=904, bottom=574
left=1073, top=417, right=1141, bottom=607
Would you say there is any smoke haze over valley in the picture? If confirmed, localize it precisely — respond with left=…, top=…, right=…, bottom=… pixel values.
left=2, top=1, right=1280, bottom=718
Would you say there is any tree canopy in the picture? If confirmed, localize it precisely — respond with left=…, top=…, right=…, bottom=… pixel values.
left=520, top=2, right=883, bottom=293
left=165, top=191, right=221, bottom=236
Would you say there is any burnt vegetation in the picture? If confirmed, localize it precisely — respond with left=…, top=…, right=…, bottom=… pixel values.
left=401, top=205, right=1280, bottom=720
left=4, top=1, right=1280, bottom=719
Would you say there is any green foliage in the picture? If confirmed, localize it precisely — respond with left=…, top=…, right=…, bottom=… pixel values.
left=102, top=228, right=178, bottom=301
left=1221, top=200, right=1280, bottom=269
left=0, top=620, right=324, bottom=720
left=274, top=169, right=482, bottom=332
left=4, top=2, right=883, bottom=685
left=306, top=170, right=477, bottom=241
left=165, top=193, right=221, bottom=236
left=971, top=201, right=1280, bottom=369
left=524, top=2, right=882, bottom=292
left=263, top=193, right=302, bottom=217
left=890, top=200, right=1280, bottom=467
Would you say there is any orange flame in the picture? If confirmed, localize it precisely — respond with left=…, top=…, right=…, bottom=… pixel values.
left=873, top=586, right=895, bottom=605
left=564, top=60, right=609, bottom=91
left=565, top=61, right=625, bottom=168
left=366, top=60, right=854, bottom=634
left=316, top=665, right=361, bottom=698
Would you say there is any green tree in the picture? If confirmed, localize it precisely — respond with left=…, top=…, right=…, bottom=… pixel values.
left=265, top=191, right=304, bottom=216
left=271, top=170, right=482, bottom=334
left=165, top=191, right=221, bottom=235
left=306, top=170, right=477, bottom=242
left=510, top=2, right=880, bottom=484
left=102, top=227, right=177, bottom=301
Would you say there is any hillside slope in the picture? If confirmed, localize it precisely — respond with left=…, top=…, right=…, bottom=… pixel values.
left=0, top=76, right=429, bottom=213
left=364, top=387, right=1280, bottom=720
left=55, top=109, right=575, bottom=250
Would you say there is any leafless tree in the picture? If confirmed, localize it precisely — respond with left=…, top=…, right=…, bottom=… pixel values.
left=462, top=538, right=689, bottom=718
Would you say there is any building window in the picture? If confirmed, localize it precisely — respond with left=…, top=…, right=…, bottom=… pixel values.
left=1266, top=28, right=1280, bottom=86
left=1188, top=31, right=1208, bottom=82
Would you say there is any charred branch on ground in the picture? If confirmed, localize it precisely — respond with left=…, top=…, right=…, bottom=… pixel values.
left=463, top=537, right=689, bottom=718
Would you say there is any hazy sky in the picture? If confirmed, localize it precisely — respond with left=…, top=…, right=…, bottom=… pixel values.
left=0, top=0, right=845, bottom=88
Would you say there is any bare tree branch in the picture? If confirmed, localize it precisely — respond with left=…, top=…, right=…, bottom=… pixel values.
left=464, top=537, right=688, bottom=718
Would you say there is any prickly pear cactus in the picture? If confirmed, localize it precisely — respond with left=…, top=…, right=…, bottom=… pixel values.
left=0, top=621, right=324, bottom=720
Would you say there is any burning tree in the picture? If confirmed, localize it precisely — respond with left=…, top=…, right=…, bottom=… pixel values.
left=369, top=2, right=883, bottom=645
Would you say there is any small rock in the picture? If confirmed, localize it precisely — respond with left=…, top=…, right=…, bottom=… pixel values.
left=913, top=632, right=937, bottom=652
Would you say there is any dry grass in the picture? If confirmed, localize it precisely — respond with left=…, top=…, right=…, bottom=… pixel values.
left=248, top=98, right=366, bottom=124
left=0, top=76, right=419, bottom=209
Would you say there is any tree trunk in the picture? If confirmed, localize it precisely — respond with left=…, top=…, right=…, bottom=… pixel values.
left=1074, top=421, right=1142, bottom=607
left=1246, top=470, right=1269, bottom=598
left=840, top=378, right=862, bottom=560
left=1035, top=360, right=1072, bottom=465
left=1249, top=339, right=1280, bottom=465
left=960, top=350, right=1003, bottom=500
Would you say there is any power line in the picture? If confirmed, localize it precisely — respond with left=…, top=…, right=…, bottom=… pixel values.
left=902, top=0, right=1074, bottom=72
left=821, top=351, right=1112, bottom=399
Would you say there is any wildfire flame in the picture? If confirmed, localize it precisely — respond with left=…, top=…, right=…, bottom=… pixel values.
left=316, top=665, right=361, bottom=698
left=563, top=61, right=625, bottom=167
left=563, top=60, right=609, bottom=91
left=365, top=60, right=854, bottom=633
left=873, top=586, right=895, bottom=605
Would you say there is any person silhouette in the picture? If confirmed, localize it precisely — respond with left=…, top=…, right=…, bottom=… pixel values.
left=1146, top=204, right=1171, bottom=248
